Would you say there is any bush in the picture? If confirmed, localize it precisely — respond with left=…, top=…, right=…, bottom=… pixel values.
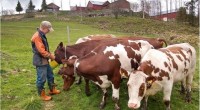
left=24, top=13, right=35, bottom=18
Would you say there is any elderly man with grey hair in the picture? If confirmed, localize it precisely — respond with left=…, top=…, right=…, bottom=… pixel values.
left=31, top=21, right=60, bottom=101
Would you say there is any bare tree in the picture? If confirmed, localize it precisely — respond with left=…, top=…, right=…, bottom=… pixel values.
left=141, top=0, right=145, bottom=18
left=175, top=0, right=178, bottom=11
left=111, top=0, right=120, bottom=19
left=170, top=0, right=172, bottom=13
left=145, top=1, right=151, bottom=16
left=166, top=0, right=168, bottom=21
left=131, top=2, right=139, bottom=12
left=1, top=9, right=15, bottom=15
left=159, top=0, right=162, bottom=20
left=150, top=0, right=161, bottom=19
left=156, top=0, right=161, bottom=19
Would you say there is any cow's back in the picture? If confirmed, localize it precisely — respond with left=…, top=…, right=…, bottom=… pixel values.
left=77, top=40, right=154, bottom=74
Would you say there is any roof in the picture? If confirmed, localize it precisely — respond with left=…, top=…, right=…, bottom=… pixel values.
left=150, top=9, right=177, bottom=16
left=89, top=1, right=107, bottom=5
left=47, top=3, right=60, bottom=9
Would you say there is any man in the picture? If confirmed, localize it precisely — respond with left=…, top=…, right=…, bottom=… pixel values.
left=31, top=21, right=60, bottom=101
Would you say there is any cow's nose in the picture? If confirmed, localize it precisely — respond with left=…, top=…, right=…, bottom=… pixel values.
left=128, top=103, right=137, bottom=109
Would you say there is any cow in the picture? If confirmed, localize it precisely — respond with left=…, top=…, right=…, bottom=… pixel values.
left=127, top=43, right=196, bottom=110
left=57, top=37, right=167, bottom=94
left=55, top=39, right=112, bottom=95
left=70, top=39, right=155, bottom=110
left=75, top=34, right=116, bottom=44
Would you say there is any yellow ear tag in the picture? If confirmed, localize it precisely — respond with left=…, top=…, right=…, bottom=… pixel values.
left=64, top=64, right=67, bottom=67
left=147, top=80, right=153, bottom=84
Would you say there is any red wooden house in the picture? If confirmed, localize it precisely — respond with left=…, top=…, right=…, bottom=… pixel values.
left=87, top=1, right=110, bottom=10
left=109, top=0, right=130, bottom=12
left=151, top=10, right=177, bottom=21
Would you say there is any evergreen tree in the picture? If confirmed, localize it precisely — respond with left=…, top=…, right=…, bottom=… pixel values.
left=28, top=0, right=35, bottom=11
left=185, top=0, right=198, bottom=26
left=41, top=0, right=47, bottom=11
left=16, top=0, right=23, bottom=14
left=176, top=7, right=187, bottom=23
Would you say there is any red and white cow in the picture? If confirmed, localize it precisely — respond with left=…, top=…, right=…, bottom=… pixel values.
left=56, top=37, right=167, bottom=93
left=73, top=39, right=154, bottom=110
left=127, top=43, right=196, bottom=110
left=75, top=34, right=116, bottom=44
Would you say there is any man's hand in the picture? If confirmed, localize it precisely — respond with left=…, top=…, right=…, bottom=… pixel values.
left=49, top=54, right=55, bottom=60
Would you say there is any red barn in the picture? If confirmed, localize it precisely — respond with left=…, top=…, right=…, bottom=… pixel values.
left=109, top=0, right=130, bottom=12
left=87, top=1, right=110, bottom=10
left=151, top=10, right=177, bottom=21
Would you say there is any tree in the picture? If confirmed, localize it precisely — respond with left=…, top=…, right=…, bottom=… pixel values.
left=130, top=2, right=139, bottom=12
left=176, top=7, right=187, bottom=23
left=175, top=0, right=178, bottom=11
left=28, top=0, right=35, bottom=12
left=16, top=0, right=23, bottom=14
left=1, top=9, right=15, bottom=15
left=166, top=0, right=168, bottom=21
left=111, top=0, right=120, bottom=19
left=185, top=0, right=198, bottom=26
left=141, top=0, right=145, bottom=19
left=141, top=0, right=151, bottom=19
left=145, top=1, right=151, bottom=16
left=41, top=0, right=47, bottom=11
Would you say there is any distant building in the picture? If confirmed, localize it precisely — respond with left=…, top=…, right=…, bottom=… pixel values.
left=46, top=3, right=60, bottom=12
left=70, top=6, right=87, bottom=11
left=109, top=0, right=131, bottom=12
left=87, top=1, right=110, bottom=10
left=150, top=10, right=177, bottom=21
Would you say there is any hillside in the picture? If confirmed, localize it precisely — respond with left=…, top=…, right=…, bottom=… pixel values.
left=3, top=13, right=198, bottom=46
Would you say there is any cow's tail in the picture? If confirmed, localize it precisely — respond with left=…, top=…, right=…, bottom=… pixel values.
left=157, top=38, right=168, bottom=47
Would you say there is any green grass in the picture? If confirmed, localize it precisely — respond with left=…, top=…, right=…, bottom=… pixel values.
left=1, top=16, right=199, bottom=110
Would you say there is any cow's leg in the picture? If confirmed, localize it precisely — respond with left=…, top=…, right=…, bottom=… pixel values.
left=180, top=78, right=186, bottom=94
left=111, top=84, right=120, bottom=110
left=185, top=74, right=193, bottom=102
left=84, top=78, right=91, bottom=96
left=141, top=96, right=149, bottom=110
left=100, top=88, right=108, bottom=109
left=163, top=82, right=173, bottom=110
left=75, top=76, right=82, bottom=85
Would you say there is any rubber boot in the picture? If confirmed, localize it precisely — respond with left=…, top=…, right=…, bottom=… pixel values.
left=41, top=89, right=52, bottom=101
left=49, top=86, right=61, bottom=95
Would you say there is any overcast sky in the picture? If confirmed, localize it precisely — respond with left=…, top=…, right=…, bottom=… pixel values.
left=0, top=0, right=189, bottom=14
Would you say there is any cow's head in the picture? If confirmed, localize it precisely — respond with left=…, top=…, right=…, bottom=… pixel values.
left=54, top=42, right=66, bottom=64
left=127, top=71, right=156, bottom=109
left=58, top=57, right=77, bottom=91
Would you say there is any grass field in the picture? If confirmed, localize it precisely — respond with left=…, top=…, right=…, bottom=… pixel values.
left=1, top=16, right=199, bottom=110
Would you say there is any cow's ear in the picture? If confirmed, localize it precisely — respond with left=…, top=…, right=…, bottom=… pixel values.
left=59, top=42, right=63, bottom=48
left=146, top=76, right=156, bottom=89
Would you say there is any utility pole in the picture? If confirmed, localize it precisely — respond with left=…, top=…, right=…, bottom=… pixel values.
left=69, top=0, right=71, bottom=7
left=1, top=6, right=3, bottom=16
left=61, top=0, right=63, bottom=10
left=80, top=1, right=82, bottom=22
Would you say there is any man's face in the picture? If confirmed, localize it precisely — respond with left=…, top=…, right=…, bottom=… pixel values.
left=43, top=27, right=50, bottom=34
